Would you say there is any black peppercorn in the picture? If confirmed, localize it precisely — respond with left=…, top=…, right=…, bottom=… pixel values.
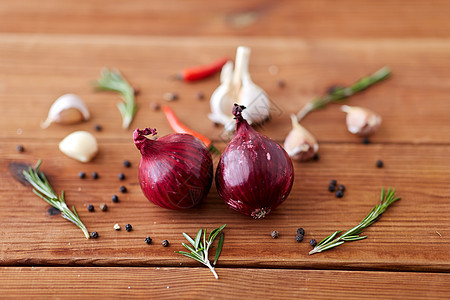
left=119, top=186, right=127, bottom=193
left=163, top=92, right=179, bottom=101
left=149, top=102, right=160, bottom=111
left=162, top=240, right=169, bottom=247
left=271, top=230, right=279, bottom=239
left=145, top=237, right=152, bottom=244
left=78, top=172, right=86, bottom=179
left=310, top=239, right=317, bottom=247
left=111, top=195, right=119, bottom=203
left=16, top=144, right=24, bottom=153
left=328, top=185, right=336, bottom=192
left=295, top=234, right=304, bottom=242
left=196, top=91, right=205, bottom=100
left=123, top=160, right=131, bottom=168
left=297, top=228, right=305, bottom=236
left=376, top=160, right=384, bottom=168
left=362, top=137, right=370, bottom=144
left=94, top=124, right=102, bottom=131
left=125, top=224, right=132, bottom=232
left=100, top=203, right=108, bottom=212
left=313, top=153, right=320, bottom=161
left=118, top=173, right=125, bottom=180
left=338, top=184, right=346, bottom=191
left=90, top=231, right=99, bottom=239
left=92, top=172, right=99, bottom=179
left=87, top=204, right=94, bottom=212
left=330, top=179, right=337, bottom=186
left=277, top=79, right=286, bottom=88
left=336, top=190, right=344, bottom=198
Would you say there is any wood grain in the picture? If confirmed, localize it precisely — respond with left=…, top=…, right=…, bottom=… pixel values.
left=1, top=35, right=450, bottom=144
left=1, top=0, right=450, bottom=38
left=1, top=267, right=449, bottom=299
left=1, top=1, right=450, bottom=296
left=1, top=140, right=449, bottom=271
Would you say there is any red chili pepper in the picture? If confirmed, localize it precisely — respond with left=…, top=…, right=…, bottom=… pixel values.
left=162, top=105, right=219, bottom=153
left=178, top=56, right=229, bottom=82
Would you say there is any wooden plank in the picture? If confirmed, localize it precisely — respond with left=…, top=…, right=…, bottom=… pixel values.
left=1, top=141, right=449, bottom=271
left=1, top=34, right=450, bottom=144
left=1, top=267, right=449, bottom=299
left=0, top=0, right=449, bottom=38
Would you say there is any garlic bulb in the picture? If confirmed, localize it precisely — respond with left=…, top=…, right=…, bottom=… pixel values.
left=341, top=105, right=382, bottom=137
left=41, top=94, right=90, bottom=128
left=209, top=46, right=270, bottom=132
left=284, top=114, right=319, bottom=161
left=59, top=131, right=98, bottom=163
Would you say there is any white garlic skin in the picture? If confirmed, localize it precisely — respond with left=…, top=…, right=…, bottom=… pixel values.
left=59, top=131, right=98, bottom=163
left=284, top=114, right=319, bottom=161
left=41, top=94, right=90, bottom=128
left=341, top=105, right=382, bottom=137
left=209, top=46, right=270, bottom=132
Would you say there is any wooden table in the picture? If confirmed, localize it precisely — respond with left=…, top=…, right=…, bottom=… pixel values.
left=1, top=1, right=449, bottom=298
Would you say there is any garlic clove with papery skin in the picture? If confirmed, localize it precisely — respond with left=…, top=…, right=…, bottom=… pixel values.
left=208, top=61, right=235, bottom=132
left=341, top=105, right=382, bottom=137
left=236, top=47, right=271, bottom=125
left=41, top=94, right=90, bottom=128
left=283, top=114, right=319, bottom=161
left=209, top=46, right=270, bottom=132
left=59, top=131, right=98, bottom=163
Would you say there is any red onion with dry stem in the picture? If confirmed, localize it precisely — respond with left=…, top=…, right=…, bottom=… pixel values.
left=133, top=128, right=213, bottom=209
left=215, top=105, right=294, bottom=218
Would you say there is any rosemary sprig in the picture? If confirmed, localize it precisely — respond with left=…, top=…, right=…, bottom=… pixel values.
left=309, top=187, right=400, bottom=255
left=175, top=224, right=226, bottom=279
left=22, top=160, right=90, bottom=239
left=296, top=66, right=391, bottom=121
left=94, top=68, right=137, bottom=129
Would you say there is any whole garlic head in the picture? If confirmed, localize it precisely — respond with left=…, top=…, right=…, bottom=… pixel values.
left=59, top=131, right=98, bottom=163
left=41, top=94, right=90, bottom=128
left=341, top=105, right=382, bottom=137
left=209, top=46, right=270, bottom=132
left=284, top=114, right=319, bottom=161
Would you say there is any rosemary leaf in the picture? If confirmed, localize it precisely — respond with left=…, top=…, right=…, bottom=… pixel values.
left=341, top=235, right=367, bottom=241
left=94, top=68, right=137, bottom=129
left=182, top=232, right=195, bottom=247
left=214, top=232, right=224, bottom=265
left=175, top=225, right=226, bottom=279
left=309, top=188, right=400, bottom=255
left=175, top=251, right=205, bottom=265
left=195, top=229, right=203, bottom=249
left=22, top=160, right=90, bottom=239
left=296, top=67, right=391, bottom=121
left=317, top=230, right=342, bottom=247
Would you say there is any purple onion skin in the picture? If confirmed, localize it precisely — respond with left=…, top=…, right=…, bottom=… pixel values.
left=134, top=128, right=213, bottom=210
left=215, top=105, right=294, bottom=219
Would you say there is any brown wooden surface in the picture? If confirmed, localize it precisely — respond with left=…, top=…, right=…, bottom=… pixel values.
left=1, top=0, right=450, bottom=299
left=1, top=267, right=450, bottom=299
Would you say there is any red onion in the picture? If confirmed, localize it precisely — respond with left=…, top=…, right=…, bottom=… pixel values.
left=215, top=105, right=294, bottom=218
left=133, top=128, right=213, bottom=209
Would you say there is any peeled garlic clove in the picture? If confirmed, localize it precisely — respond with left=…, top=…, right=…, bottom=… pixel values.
left=59, top=131, right=98, bottom=163
left=341, top=105, right=382, bottom=137
left=284, top=114, right=319, bottom=161
left=41, top=94, right=90, bottom=128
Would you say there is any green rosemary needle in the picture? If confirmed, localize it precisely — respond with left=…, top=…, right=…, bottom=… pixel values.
left=309, top=187, right=400, bottom=255
left=22, top=160, right=90, bottom=239
left=175, top=224, right=226, bottom=279
left=94, top=68, right=137, bottom=129
left=296, top=66, right=391, bottom=121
